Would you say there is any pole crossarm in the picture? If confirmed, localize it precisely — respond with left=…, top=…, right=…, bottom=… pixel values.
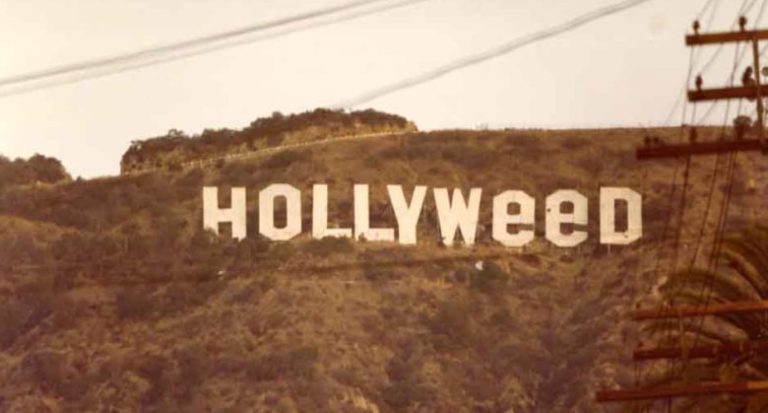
left=609, top=24, right=768, bottom=410
left=633, top=340, right=768, bottom=361
left=688, top=85, right=761, bottom=102
left=596, top=381, right=768, bottom=402
left=631, top=300, right=768, bottom=321
left=686, top=29, right=768, bottom=46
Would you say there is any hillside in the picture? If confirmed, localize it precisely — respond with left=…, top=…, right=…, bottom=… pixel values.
left=120, top=109, right=416, bottom=174
left=0, top=154, right=70, bottom=192
left=0, top=116, right=766, bottom=412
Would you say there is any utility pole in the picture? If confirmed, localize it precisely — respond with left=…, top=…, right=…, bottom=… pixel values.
left=752, top=34, right=765, bottom=142
left=596, top=18, right=768, bottom=406
left=637, top=27, right=768, bottom=160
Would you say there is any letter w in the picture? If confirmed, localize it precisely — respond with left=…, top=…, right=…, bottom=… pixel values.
left=433, top=188, right=482, bottom=247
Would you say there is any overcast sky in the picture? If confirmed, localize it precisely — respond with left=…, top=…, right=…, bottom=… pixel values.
left=0, top=0, right=754, bottom=177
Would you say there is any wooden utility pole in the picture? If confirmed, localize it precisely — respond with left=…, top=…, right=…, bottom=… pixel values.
left=597, top=18, right=768, bottom=406
left=684, top=29, right=768, bottom=45
left=752, top=33, right=765, bottom=144
left=687, top=26, right=766, bottom=141
left=638, top=28, right=768, bottom=160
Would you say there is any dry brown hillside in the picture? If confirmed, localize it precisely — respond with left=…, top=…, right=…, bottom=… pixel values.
left=0, top=121, right=766, bottom=412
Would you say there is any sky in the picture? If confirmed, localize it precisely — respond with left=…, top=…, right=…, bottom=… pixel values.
left=0, top=0, right=757, bottom=178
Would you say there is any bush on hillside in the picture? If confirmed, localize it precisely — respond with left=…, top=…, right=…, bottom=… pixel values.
left=0, top=292, right=53, bottom=349
left=20, top=350, right=88, bottom=401
left=121, top=108, right=412, bottom=172
left=303, top=236, right=354, bottom=256
left=470, top=261, right=509, bottom=294
left=263, top=150, right=309, bottom=169
left=115, top=288, right=155, bottom=320
left=427, top=300, right=474, bottom=350
left=0, top=153, right=70, bottom=191
left=246, top=345, right=319, bottom=382
left=382, top=346, right=436, bottom=409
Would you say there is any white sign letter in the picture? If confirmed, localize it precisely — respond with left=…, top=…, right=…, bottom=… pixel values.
left=434, top=188, right=482, bottom=247
left=259, top=184, right=302, bottom=241
left=387, top=185, right=427, bottom=245
left=545, top=190, right=588, bottom=247
left=600, top=187, right=642, bottom=245
left=492, top=190, right=535, bottom=247
left=203, top=187, right=247, bottom=240
left=312, top=184, right=352, bottom=239
left=354, top=184, right=395, bottom=242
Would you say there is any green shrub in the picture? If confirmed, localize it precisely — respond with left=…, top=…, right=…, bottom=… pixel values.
left=0, top=298, right=29, bottom=348
left=266, top=134, right=285, bottom=147
left=0, top=231, right=47, bottom=265
left=156, top=280, right=224, bottom=316
left=427, top=300, right=474, bottom=350
left=470, top=261, right=509, bottom=294
left=0, top=153, right=69, bottom=191
left=115, top=288, right=155, bottom=320
left=0, top=294, right=52, bottom=348
left=246, top=345, right=319, bottom=381
left=268, top=242, right=297, bottom=261
left=382, top=348, right=436, bottom=409
left=20, top=351, right=88, bottom=401
left=176, top=345, right=208, bottom=395
left=263, top=150, right=309, bottom=169
left=382, top=379, right=435, bottom=409
left=441, top=145, right=495, bottom=168
left=135, top=354, right=172, bottom=406
left=488, top=308, right=515, bottom=329
left=560, top=136, right=590, bottom=150
left=303, top=236, right=354, bottom=256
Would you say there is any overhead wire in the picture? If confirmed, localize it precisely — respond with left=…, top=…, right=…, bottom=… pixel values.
left=660, top=0, right=725, bottom=313
left=672, top=34, right=744, bottom=383
left=640, top=2, right=721, bottom=395
left=680, top=0, right=767, bottom=375
left=0, top=0, right=399, bottom=89
left=694, top=0, right=757, bottom=124
left=669, top=1, right=763, bottom=389
left=661, top=0, right=724, bottom=126
left=0, top=0, right=431, bottom=98
left=333, top=0, right=656, bottom=108
left=640, top=1, right=765, bottom=404
left=694, top=0, right=758, bottom=76
left=685, top=47, right=746, bottom=271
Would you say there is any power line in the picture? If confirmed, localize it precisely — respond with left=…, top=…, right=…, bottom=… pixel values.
left=696, top=0, right=718, bottom=21
left=0, top=0, right=430, bottom=98
left=693, top=0, right=755, bottom=78
left=661, top=0, right=723, bottom=126
left=693, top=0, right=761, bottom=127
left=0, top=0, right=399, bottom=89
left=756, top=0, right=768, bottom=26
left=333, top=0, right=655, bottom=108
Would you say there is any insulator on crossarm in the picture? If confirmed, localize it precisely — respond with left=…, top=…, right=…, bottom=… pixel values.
left=693, top=20, right=700, bottom=34
left=740, top=16, right=748, bottom=31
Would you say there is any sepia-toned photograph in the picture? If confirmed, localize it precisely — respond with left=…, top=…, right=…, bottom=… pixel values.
left=1, top=0, right=767, bottom=412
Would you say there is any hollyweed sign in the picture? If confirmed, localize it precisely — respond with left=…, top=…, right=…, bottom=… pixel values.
left=202, top=185, right=642, bottom=247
